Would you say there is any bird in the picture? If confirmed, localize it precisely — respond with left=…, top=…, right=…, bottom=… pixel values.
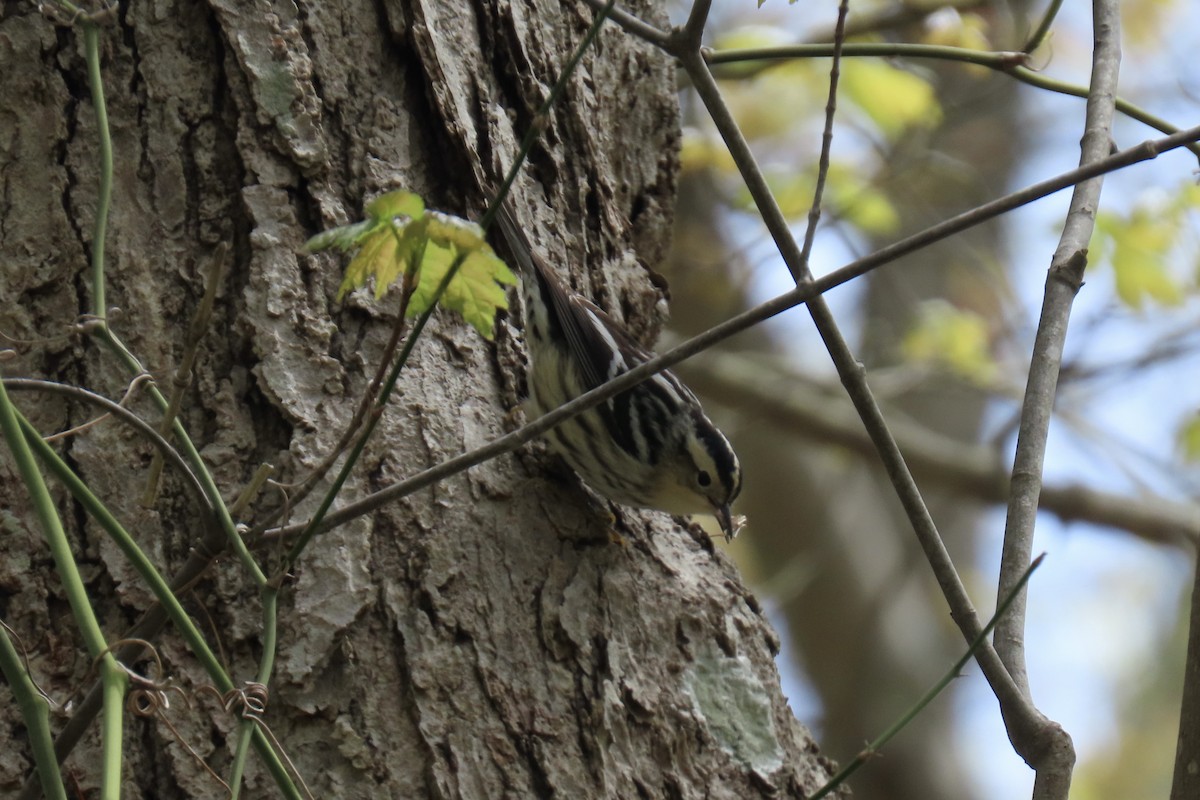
left=491, top=198, right=743, bottom=540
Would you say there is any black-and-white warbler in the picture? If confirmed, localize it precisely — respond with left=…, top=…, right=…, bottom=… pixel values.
left=493, top=200, right=743, bottom=540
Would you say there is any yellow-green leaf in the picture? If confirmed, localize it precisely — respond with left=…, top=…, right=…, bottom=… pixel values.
left=756, top=171, right=815, bottom=219
left=439, top=249, right=518, bottom=339
left=425, top=211, right=488, bottom=252
left=920, top=11, right=993, bottom=53
left=311, top=190, right=517, bottom=338
left=307, top=190, right=428, bottom=260
left=1095, top=209, right=1185, bottom=309
left=712, top=24, right=792, bottom=52
left=902, top=301, right=998, bottom=385
left=1180, top=413, right=1200, bottom=462
left=825, top=162, right=900, bottom=235
left=305, top=219, right=376, bottom=253
left=342, top=224, right=400, bottom=299
left=1113, top=257, right=1184, bottom=309
left=366, top=190, right=425, bottom=222
left=681, top=128, right=737, bottom=175
left=752, top=162, right=898, bottom=234
left=839, top=188, right=900, bottom=235
left=1122, top=0, right=1177, bottom=46
left=407, top=240, right=516, bottom=339
left=841, top=60, right=942, bottom=138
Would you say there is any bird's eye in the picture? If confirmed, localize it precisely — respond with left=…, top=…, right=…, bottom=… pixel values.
left=696, top=470, right=712, bottom=487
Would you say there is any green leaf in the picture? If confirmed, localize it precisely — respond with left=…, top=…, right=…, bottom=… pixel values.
left=406, top=234, right=517, bottom=340
left=429, top=248, right=518, bottom=339
left=838, top=187, right=900, bottom=235
left=749, top=162, right=898, bottom=234
left=306, top=190, right=517, bottom=339
left=902, top=301, right=998, bottom=385
left=680, top=128, right=737, bottom=176
left=825, top=162, right=900, bottom=235
left=366, top=190, right=425, bottom=222
left=1094, top=208, right=1185, bottom=309
left=712, top=24, right=792, bottom=52
left=920, top=11, right=994, bottom=56
left=732, top=60, right=826, bottom=140
left=304, top=219, right=377, bottom=254
left=306, top=190, right=428, bottom=257
left=756, top=171, right=815, bottom=219
left=841, top=60, right=942, bottom=138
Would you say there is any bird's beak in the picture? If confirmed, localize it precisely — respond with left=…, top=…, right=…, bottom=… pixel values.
left=714, top=504, right=736, bottom=543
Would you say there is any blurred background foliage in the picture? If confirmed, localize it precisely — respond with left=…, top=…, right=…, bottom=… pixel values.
left=657, top=0, right=1200, bottom=797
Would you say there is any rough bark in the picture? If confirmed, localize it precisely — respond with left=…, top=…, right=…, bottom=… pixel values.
left=0, top=1, right=830, bottom=797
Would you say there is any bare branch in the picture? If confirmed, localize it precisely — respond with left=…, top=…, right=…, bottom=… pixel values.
left=995, top=0, right=1124, bottom=794
left=678, top=0, right=712, bottom=49
left=996, top=0, right=1121, bottom=702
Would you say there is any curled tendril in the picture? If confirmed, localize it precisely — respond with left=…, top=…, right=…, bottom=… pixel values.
left=196, top=681, right=270, bottom=720
left=0, top=618, right=58, bottom=709
left=44, top=372, right=153, bottom=444
left=84, top=639, right=232, bottom=793
left=195, top=682, right=313, bottom=799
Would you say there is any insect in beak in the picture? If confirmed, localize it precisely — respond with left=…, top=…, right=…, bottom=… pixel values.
left=714, top=504, right=736, bottom=543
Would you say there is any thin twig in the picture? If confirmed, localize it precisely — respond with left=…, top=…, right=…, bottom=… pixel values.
left=142, top=243, right=229, bottom=505
left=0, top=619, right=66, bottom=800
left=579, top=0, right=990, bottom=50
left=42, top=373, right=151, bottom=443
left=1023, top=0, right=1067, bottom=54
left=262, top=269, right=415, bottom=520
left=797, top=0, right=849, bottom=266
left=996, top=0, right=1121, bottom=708
left=82, top=14, right=112, bottom=319
left=0, top=357, right=126, bottom=797
left=230, top=463, right=275, bottom=519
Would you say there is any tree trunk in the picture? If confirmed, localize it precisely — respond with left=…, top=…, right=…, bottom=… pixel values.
left=0, top=1, right=830, bottom=797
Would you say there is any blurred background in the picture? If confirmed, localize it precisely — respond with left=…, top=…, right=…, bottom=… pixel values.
left=657, top=0, right=1200, bottom=797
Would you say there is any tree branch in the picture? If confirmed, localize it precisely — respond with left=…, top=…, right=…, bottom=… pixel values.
left=996, top=0, right=1121, bottom=707
left=995, top=0, right=1123, bottom=794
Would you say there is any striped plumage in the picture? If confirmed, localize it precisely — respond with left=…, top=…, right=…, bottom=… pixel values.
left=494, top=201, right=742, bottom=540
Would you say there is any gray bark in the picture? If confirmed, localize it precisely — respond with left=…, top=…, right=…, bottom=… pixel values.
left=0, top=1, right=829, bottom=797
